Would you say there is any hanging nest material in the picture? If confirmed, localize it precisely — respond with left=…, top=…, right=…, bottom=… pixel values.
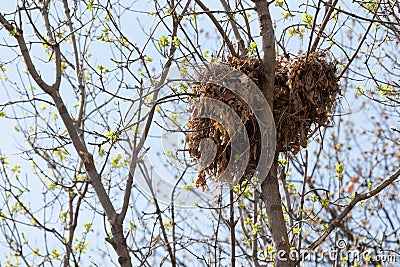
left=186, top=52, right=340, bottom=185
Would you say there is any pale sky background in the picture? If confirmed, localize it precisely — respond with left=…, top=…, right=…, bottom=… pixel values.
left=0, top=1, right=399, bottom=266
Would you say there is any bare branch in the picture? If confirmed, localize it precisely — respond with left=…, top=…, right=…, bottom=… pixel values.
left=0, top=13, right=53, bottom=93
left=307, top=167, right=400, bottom=252
left=195, top=0, right=238, bottom=57
left=219, top=0, right=247, bottom=56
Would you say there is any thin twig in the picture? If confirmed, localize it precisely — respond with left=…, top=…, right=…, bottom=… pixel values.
left=219, top=0, right=247, bottom=56
left=310, top=0, right=339, bottom=52
left=195, top=0, right=237, bottom=57
left=306, top=167, right=400, bottom=254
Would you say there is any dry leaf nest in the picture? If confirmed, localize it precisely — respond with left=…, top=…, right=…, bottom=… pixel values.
left=186, top=52, right=340, bottom=185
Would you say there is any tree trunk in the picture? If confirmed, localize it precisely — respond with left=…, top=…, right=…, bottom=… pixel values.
left=253, top=1, right=295, bottom=266
left=262, top=161, right=295, bottom=266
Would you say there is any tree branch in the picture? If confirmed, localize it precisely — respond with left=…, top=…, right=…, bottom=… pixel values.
left=1, top=9, right=133, bottom=267
left=195, top=0, right=238, bottom=57
left=253, top=0, right=275, bottom=107
left=219, top=0, right=247, bottom=56
left=310, top=0, right=338, bottom=52
left=0, top=13, right=53, bottom=93
left=307, top=167, right=400, bottom=253
left=252, top=1, right=294, bottom=266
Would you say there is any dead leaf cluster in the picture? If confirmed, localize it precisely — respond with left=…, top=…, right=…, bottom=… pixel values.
left=186, top=52, right=340, bottom=184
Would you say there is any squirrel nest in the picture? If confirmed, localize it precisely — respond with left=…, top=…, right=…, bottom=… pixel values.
left=186, top=52, right=340, bottom=186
